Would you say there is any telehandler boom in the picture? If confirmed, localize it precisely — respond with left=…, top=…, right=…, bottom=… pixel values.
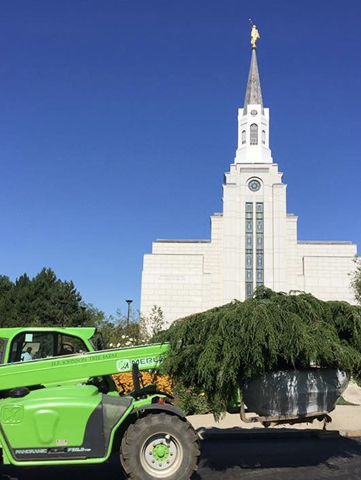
left=0, top=327, right=199, bottom=480
left=0, top=341, right=168, bottom=392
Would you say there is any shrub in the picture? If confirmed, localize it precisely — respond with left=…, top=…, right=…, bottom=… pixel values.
left=172, top=384, right=210, bottom=416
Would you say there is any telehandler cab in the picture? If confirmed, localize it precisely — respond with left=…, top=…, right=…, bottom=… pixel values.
left=0, top=327, right=199, bottom=480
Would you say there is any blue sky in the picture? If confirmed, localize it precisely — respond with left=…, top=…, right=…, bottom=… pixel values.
left=0, top=0, right=360, bottom=318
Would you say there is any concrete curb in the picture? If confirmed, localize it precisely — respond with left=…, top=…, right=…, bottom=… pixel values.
left=188, top=406, right=361, bottom=440
left=195, top=427, right=344, bottom=440
left=341, top=430, right=361, bottom=438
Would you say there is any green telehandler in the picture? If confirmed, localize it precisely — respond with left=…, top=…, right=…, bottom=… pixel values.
left=0, top=327, right=199, bottom=480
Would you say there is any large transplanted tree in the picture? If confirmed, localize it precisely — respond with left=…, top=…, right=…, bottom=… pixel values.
left=156, top=287, right=361, bottom=418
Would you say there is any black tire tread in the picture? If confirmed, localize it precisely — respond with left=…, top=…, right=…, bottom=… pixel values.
left=120, top=412, right=200, bottom=480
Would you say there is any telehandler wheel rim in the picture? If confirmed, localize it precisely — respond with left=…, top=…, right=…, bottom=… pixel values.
left=141, top=432, right=182, bottom=476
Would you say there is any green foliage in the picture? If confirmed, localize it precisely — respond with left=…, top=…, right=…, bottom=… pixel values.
left=148, top=305, right=165, bottom=337
left=140, top=305, right=165, bottom=343
left=0, top=276, right=12, bottom=298
left=100, top=307, right=146, bottom=348
left=99, top=305, right=166, bottom=352
left=172, top=384, right=210, bottom=416
left=351, top=256, right=361, bottom=305
left=0, top=268, right=100, bottom=327
left=336, top=396, right=358, bottom=406
left=158, top=287, right=361, bottom=419
left=0, top=270, right=167, bottom=348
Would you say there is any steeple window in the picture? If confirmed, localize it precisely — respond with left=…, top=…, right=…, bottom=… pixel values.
left=262, top=130, right=266, bottom=144
left=242, top=130, right=246, bottom=144
left=250, top=124, right=258, bottom=145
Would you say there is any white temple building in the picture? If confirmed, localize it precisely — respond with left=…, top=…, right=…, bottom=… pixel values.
left=141, top=36, right=357, bottom=326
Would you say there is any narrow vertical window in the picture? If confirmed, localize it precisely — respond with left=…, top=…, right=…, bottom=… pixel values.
left=245, top=202, right=253, bottom=298
left=242, top=130, right=246, bottom=144
left=256, top=203, right=264, bottom=287
left=250, top=124, right=258, bottom=145
left=262, top=130, right=266, bottom=144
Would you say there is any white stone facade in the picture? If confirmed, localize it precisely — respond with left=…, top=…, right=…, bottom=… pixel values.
left=141, top=48, right=357, bottom=327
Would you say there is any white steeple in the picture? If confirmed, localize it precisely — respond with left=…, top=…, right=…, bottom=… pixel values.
left=234, top=41, right=273, bottom=164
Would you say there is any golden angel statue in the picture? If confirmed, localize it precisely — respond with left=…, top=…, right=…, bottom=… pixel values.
left=251, top=25, right=260, bottom=49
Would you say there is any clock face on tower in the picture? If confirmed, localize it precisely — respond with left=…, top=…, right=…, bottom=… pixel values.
left=248, top=179, right=261, bottom=192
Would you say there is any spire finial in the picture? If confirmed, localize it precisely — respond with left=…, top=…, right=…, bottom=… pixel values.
left=243, top=22, right=264, bottom=114
left=249, top=19, right=260, bottom=49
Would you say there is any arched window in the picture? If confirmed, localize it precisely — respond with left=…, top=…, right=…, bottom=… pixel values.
left=242, top=130, right=246, bottom=144
left=250, top=124, right=258, bottom=145
left=262, top=130, right=266, bottom=144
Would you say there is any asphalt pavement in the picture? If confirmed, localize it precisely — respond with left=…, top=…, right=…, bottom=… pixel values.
left=3, top=436, right=361, bottom=480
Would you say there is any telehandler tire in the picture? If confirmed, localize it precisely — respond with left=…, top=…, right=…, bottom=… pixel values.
left=120, top=412, right=200, bottom=480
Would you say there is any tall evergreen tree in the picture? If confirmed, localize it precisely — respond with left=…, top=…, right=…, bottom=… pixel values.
left=0, top=268, right=97, bottom=327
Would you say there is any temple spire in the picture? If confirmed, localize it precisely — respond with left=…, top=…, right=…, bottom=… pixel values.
left=243, top=48, right=263, bottom=114
left=234, top=24, right=272, bottom=164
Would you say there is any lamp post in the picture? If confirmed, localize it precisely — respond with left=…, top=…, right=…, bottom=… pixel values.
left=126, top=299, right=133, bottom=327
